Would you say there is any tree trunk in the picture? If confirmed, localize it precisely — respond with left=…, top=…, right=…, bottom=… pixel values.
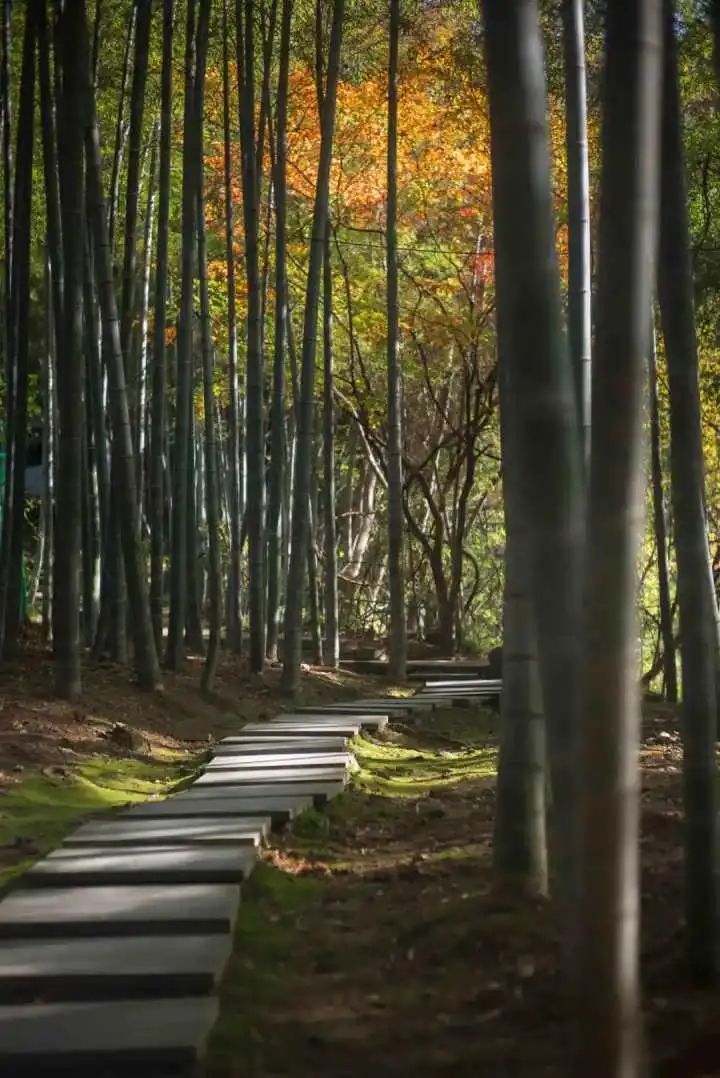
left=166, top=0, right=198, bottom=669
left=577, top=3, right=662, bottom=1073
left=136, top=127, right=158, bottom=511
left=386, top=0, right=407, bottom=680
left=282, top=0, right=344, bottom=693
left=1, top=0, right=36, bottom=656
left=237, top=0, right=266, bottom=671
left=266, top=0, right=292, bottom=661
left=1, top=0, right=13, bottom=410
left=222, top=0, right=241, bottom=653
left=562, top=0, right=592, bottom=458
left=107, top=3, right=135, bottom=254
left=55, top=0, right=86, bottom=700
left=483, top=0, right=584, bottom=905
left=658, top=0, right=719, bottom=986
left=120, top=0, right=152, bottom=446
left=193, top=0, right=219, bottom=692
left=649, top=320, right=677, bottom=703
left=83, top=8, right=161, bottom=689
left=149, top=0, right=173, bottom=655
left=322, top=221, right=339, bottom=667
left=494, top=383, right=547, bottom=893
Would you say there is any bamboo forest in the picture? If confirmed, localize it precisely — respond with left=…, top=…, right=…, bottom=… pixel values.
left=1, top=0, right=720, bottom=1075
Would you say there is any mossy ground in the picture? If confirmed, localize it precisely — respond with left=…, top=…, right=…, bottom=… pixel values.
left=0, top=754, right=197, bottom=887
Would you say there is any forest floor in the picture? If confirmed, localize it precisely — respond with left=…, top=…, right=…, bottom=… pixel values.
left=206, top=704, right=720, bottom=1078
left=0, top=643, right=717, bottom=1075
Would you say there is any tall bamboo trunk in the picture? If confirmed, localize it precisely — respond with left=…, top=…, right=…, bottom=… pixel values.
left=222, top=0, right=241, bottom=653
left=282, top=0, right=344, bottom=693
left=1, top=0, right=36, bottom=656
left=55, top=0, right=86, bottom=700
left=136, top=127, right=158, bottom=513
left=386, top=0, right=407, bottom=681
left=649, top=321, right=677, bottom=702
left=562, top=0, right=592, bottom=458
left=149, top=0, right=173, bottom=655
left=166, top=0, right=198, bottom=669
left=658, top=0, right=720, bottom=985
left=483, top=0, right=584, bottom=906
left=266, top=0, right=292, bottom=661
left=120, top=0, right=152, bottom=448
left=107, top=3, right=135, bottom=254
left=322, top=222, right=339, bottom=667
left=194, top=0, right=219, bottom=692
left=494, top=364, right=547, bottom=895
left=82, top=7, right=161, bottom=690
left=577, top=3, right=662, bottom=1072
left=237, top=0, right=266, bottom=671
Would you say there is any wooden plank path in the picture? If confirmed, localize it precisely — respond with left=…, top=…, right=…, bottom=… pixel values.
left=0, top=681, right=500, bottom=1073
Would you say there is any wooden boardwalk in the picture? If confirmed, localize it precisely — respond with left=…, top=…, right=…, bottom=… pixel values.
left=0, top=678, right=499, bottom=1074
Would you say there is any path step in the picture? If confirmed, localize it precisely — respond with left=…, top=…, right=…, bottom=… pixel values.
left=0, top=883, right=242, bottom=939
left=193, top=768, right=347, bottom=789
left=174, top=781, right=342, bottom=805
left=419, top=678, right=502, bottom=689
left=215, top=736, right=349, bottom=754
left=0, top=996, right=219, bottom=1076
left=0, top=933, right=231, bottom=1003
left=290, top=708, right=393, bottom=724
left=62, top=817, right=270, bottom=847
left=21, top=844, right=256, bottom=888
left=239, top=721, right=361, bottom=737
left=120, top=794, right=312, bottom=826
left=206, top=752, right=352, bottom=770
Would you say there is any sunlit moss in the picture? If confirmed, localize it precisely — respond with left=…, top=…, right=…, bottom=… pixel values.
left=0, top=754, right=196, bottom=887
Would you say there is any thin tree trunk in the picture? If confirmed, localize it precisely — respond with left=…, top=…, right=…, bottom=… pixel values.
left=136, top=127, right=158, bottom=511
left=1, top=0, right=36, bottom=656
left=483, top=0, right=584, bottom=906
left=577, top=4, right=662, bottom=1073
left=194, top=0, right=219, bottom=692
left=55, top=0, right=86, bottom=700
left=237, top=0, right=266, bottom=671
left=322, top=221, right=339, bottom=667
left=282, top=0, right=344, bottom=693
left=42, top=255, right=56, bottom=641
left=83, top=7, right=162, bottom=690
left=120, top=0, right=152, bottom=445
left=266, top=0, right=291, bottom=661
left=562, top=0, right=592, bottom=458
left=166, top=0, right=198, bottom=669
left=37, top=0, right=64, bottom=358
left=1, top=0, right=13, bottom=416
left=108, top=3, right=135, bottom=254
left=386, top=0, right=407, bottom=680
left=149, top=0, right=173, bottom=655
left=658, top=0, right=719, bottom=986
left=649, top=320, right=677, bottom=703
left=222, top=0, right=241, bottom=653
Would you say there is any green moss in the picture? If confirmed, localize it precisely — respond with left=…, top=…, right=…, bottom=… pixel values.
left=351, top=732, right=497, bottom=798
left=0, top=754, right=196, bottom=888
left=206, top=863, right=324, bottom=1075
